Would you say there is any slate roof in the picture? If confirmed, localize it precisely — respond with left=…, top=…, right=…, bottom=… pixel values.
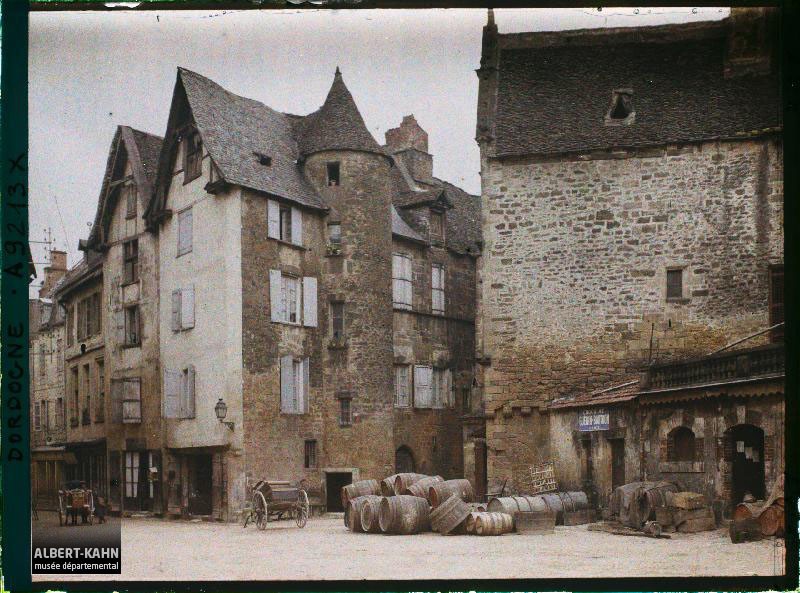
left=490, top=22, right=782, bottom=158
left=130, top=128, right=164, bottom=197
left=177, top=68, right=326, bottom=210
left=297, top=68, right=385, bottom=158
left=393, top=188, right=445, bottom=209
left=391, top=206, right=425, bottom=243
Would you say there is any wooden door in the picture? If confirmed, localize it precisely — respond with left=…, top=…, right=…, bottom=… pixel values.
left=611, top=439, right=625, bottom=490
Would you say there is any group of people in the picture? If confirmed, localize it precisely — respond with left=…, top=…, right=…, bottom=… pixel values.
left=62, top=480, right=107, bottom=525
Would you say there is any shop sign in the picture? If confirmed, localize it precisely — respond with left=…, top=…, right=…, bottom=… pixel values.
left=578, top=407, right=610, bottom=432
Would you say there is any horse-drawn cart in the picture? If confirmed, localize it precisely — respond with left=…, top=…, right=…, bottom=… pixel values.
left=241, top=480, right=309, bottom=530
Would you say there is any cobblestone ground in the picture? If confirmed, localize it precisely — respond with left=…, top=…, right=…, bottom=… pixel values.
left=35, top=512, right=785, bottom=581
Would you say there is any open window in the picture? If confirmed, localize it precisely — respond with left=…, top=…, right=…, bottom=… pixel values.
left=326, top=162, right=340, bottom=187
left=605, top=89, right=635, bottom=125
left=183, top=130, right=203, bottom=183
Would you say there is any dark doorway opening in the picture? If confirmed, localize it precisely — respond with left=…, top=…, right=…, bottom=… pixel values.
left=728, top=424, right=765, bottom=503
left=475, top=439, right=487, bottom=501
left=188, top=454, right=213, bottom=516
left=610, top=438, right=625, bottom=491
left=395, top=446, right=415, bottom=474
left=325, top=472, right=352, bottom=512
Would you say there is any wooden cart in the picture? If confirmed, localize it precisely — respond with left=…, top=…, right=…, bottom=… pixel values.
left=57, top=481, right=96, bottom=526
left=241, top=480, right=309, bottom=530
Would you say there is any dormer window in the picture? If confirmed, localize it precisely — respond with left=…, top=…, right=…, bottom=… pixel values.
left=605, top=89, right=635, bottom=126
left=183, top=130, right=203, bottom=183
left=327, top=162, right=340, bottom=187
left=430, top=210, right=445, bottom=243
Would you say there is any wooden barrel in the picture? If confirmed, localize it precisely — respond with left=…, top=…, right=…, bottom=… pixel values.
left=632, top=482, right=677, bottom=528
left=487, top=496, right=548, bottom=515
left=393, top=473, right=429, bottom=496
left=378, top=495, right=430, bottom=534
left=465, top=511, right=481, bottom=534
left=358, top=496, right=384, bottom=533
left=758, top=504, right=782, bottom=536
left=539, top=491, right=590, bottom=523
left=341, top=479, right=380, bottom=509
left=404, top=475, right=443, bottom=499
left=429, top=479, right=475, bottom=508
left=380, top=475, right=398, bottom=496
left=475, top=512, right=514, bottom=536
left=430, top=493, right=470, bottom=535
left=346, top=495, right=381, bottom=532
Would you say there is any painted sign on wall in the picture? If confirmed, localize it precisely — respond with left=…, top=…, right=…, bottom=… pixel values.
left=578, top=408, right=610, bottom=432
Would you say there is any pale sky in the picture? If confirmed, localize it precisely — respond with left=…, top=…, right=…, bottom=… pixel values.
left=29, top=6, right=728, bottom=293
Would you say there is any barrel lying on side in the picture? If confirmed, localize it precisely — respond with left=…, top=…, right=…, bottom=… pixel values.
left=405, top=475, right=444, bottom=499
left=429, top=479, right=475, bottom=508
left=465, top=512, right=481, bottom=534
left=347, top=495, right=382, bottom=532
left=487, top=496, right=548, bottom=515
left=540, top=491, right=589, bottom=524
left=393, top=473, right=429, bottom=496
left=381, top=475, right=398, bottom=496
left=379, top=495, right=431, bottom=535
left=358, top=496, right=384, bottom=533
left=475, top=512, right=514, bottom=536
left=341, top=479, right=381, bottom=509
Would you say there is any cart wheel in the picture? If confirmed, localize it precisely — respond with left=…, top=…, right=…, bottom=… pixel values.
left=241, top=507, right=251, bottom=528
left=256, top=511, right=268, bottom=531
left=295, top=490, right=309, bottom=528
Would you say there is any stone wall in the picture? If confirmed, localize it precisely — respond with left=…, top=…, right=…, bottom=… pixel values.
left=478, top=137, right=783, bottom=490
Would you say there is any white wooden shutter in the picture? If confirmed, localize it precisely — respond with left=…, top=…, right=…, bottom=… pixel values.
left=291, top=207, right=303, bottom=246
left=270, top=270, right=283, bottom=322
left=302, top=357, right=310, bottom=413
left=186, top=365, right=196, bottom=418
left=404, top=256, right=413, bottom=307
left=267, top=199, right=280, bottom=239
left=182, top=286, right=195, bottom=329
left=163, top=369, right=181, bottom=418
left=414, top=366, right=432, bottom=408
left=171, top=290, right=182, bottom=331
left=115, top=309, right=125, bottom=345
left=178, top=209, right=193, bottom=255
left=302, top=277, right=318, bottom=327
left=280, top=355, right=293, bottom=413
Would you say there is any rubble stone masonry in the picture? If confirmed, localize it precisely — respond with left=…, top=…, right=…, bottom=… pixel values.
left=478, top=137, right=783, bottom=490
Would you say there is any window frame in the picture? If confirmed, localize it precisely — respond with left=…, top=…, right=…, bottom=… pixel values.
left=430, top=210, right=445, bottom=242
left=665, top=267, right=684, bottom=301
left=339, top=396, right=352, bottom=427
left=431, top=263, right=446, bottom=315
left=183, top=130, right=203, bottom=184
left=392, top=253, right=413, bottom=310
left=394, top=364, right=411, bottom=408
left=328, top=222, right=342, bottom=245
left=123, top=238, right=139, bottom=284
left=330, top=301, right=345, bottom=342
left=281, top=275, right=301, bottom=325
left=124, top=305, right=141, bottom=347
left=304, top=440, right=318, bottom=469
left=326, top=162, right=340, bottom=187
left=279, top=205, right=293, bottom=243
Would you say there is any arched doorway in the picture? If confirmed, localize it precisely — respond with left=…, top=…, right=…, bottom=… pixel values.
left=395, top=446, right=415, bottom=473
left=726, top=424, right=765, bottom=503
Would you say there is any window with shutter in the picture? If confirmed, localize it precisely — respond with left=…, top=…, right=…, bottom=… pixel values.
left=177, top=208, right=193, bottom=257
left=124, top=239, right=139, bottom=284
left=394, top=365, right=410, bottom=407
left=180, top=365, right=196, bottom=418
left=122, top=378, right=142, bottom=423
left=269, top=269, right=283, bottom=322
left=124, top=306, right=141, bottom=346
left=302, top=357, right=310, bottom=414
left=171, top=290, right=182, bottom=331
left=110, top=379, right=124, bottom=423
left=291, top=207, right=303, bottom=246
left=280, top=355, right=294, bottom=413
left=163, top=369, right=182, bottom=419
left=392, top=253, right=413, bottom=309
left=281, top=276, right=300, bottom=324
left=302, top=277, right=317, bottom=327
left=413, top=365, right=433, bottom=408
left=267, top=200, right=280, bottom=239
left=432, top=264, right=445, bottom=315
left=181, top=286, right=195, bottom=329
left=279, top=205, right=292, bottom=242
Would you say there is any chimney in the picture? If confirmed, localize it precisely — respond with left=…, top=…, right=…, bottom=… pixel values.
left=476, top=8, right=499, bottom=144
left=724, top=7, right=776, bottom=78
left=384, top=115, right=433, bottom=181
left=39, top=250, right=67, bottom=299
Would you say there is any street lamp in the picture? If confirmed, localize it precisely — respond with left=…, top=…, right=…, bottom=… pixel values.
left=215, top=398, right=234, bottom=431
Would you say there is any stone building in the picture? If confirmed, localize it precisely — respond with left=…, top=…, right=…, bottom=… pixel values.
left=474, top=7, right=783, bottom=509
left=51, top=246, right=108, bottom=500
left=30, top=250, right=68, bottom=509
left=84, top=125, right=164, bottom=514
left=140, top=67, right=480, bottom=518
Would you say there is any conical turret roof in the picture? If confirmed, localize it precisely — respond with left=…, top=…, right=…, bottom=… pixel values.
left=298, top=68, right=384, bottom=157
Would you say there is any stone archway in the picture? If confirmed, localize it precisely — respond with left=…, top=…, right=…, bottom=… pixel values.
left=725, top=424, right=765, bottom=503
left=395, top=446, right=415, bottom=474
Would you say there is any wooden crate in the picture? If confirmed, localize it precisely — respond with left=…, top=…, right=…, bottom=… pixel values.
left=563, top=508, right=596, bottom=526
left=514, top=510, right=556, bottom=534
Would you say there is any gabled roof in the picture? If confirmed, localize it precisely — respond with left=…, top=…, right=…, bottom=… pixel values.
left=488, top=19, right=781, bottom=158
left=176, top=68, right=326, bottom=210
left=87, top=125, right=163, bottom=248
left=297, top=68, right=385, bottom=158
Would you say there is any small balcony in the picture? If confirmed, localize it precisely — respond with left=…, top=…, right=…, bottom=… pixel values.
left=644, top=343, right=785, bottom=391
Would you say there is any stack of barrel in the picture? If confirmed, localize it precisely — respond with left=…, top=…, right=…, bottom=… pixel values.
left=487, top=491, right=590, bottom=533
left=343, top=474, right=488, bottom=536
